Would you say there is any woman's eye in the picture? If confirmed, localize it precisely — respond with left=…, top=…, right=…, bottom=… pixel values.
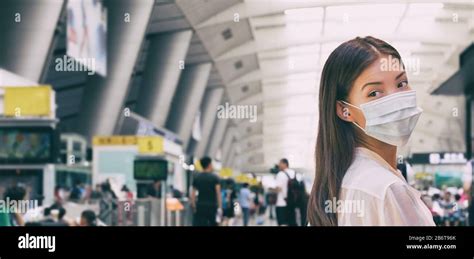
left=368, top=91, right=379, bottom=98
left=398, top=80, right=408, bottom=88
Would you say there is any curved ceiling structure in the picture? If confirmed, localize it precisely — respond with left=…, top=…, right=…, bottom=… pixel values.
left=15, top=0, right=473, bottom=176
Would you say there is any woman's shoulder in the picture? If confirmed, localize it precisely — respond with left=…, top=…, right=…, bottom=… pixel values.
left=341, top=152, right=402, bottom=200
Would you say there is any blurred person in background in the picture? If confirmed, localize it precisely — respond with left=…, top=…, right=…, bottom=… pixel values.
left=297, top=182, right=309, bottom=226
left=221, top=179, right=236, bottom=226
left=430, top=193, right=443, bottom=226
left=239, top=183, right=251, bottom=226
left=147, top=180, right=162, bottom=198
left=83, top=184, right=93, bottom=201
left=80, top=210, right=97, bottom=226
left=307, top=36, right=434, bottom=226
left=266, top=189, right=277, bottom=221
left=121, top=185, right=133, bottom=201
left=253, top=182, right=265, bottom=225
left=98, top=180, right=118, bottom=225
left=120, top=184, right=134, bottom=225
left=0, top=185, right=27, bottom=226
left=190, top=157, right=222, bottom=226
left=170, top=185, right=183, bottom=198
left=396, top=161, right=408, bottom=181
left=90, top=184, right=103, bottom=200
left=69, top=180, right=84, bottom=202
left=452, top=193, right=467, bottom=226
left=41, top=204, right=69, bottom=226
left=275, top=158, right=299, bottom=226
left=440, top=191, right=455, bottom=226
left=101, top=180, right=118, bottom=200
left=54, top=185, right=66, bottom=204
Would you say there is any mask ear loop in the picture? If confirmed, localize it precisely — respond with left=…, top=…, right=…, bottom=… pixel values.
left=338, top=100, right=367, bottom=133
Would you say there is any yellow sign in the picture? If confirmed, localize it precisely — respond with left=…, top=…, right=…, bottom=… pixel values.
left=4, top=86, right=51, bottom=116
left=93, top=136, right=137, bottom=146
left=137, top=136, right=163, bottom=154
left=219, top=168, right=233, bottom=178
left=194, top=160, right=203, bottom=172
left=93, top=135, right=164, bottom=154
left=235, top=174, right=250, bottom=183
left=249, top=178, right=259, bottom=186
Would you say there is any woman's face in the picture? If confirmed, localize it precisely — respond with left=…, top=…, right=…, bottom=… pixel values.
left=338, top=55, right=411, bottom=128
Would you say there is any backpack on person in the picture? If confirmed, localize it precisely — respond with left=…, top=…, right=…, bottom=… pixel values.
left=284, top=171, right=306, bottom=207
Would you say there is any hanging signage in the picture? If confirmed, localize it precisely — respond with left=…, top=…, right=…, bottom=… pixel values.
left=409, top=152, right=467, bottom=165
left=219, top=167, right=233, bottom=178
left=137, top=136, right=163, bottom=154
left=66, top=0, right=107, bottom=76
left=429, top=153, right=466, bottom=164
left=93, top=136, right=137, bottom=146
left=4, top=86, right=51, bottom=116
left=93, top=135, right=164, bottom=155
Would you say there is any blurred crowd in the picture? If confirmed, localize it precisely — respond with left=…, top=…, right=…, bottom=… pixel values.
left=0, top=180, right=132, bottom=227
left=191, top=157, right=309, bottom=226
left=422, top=187, right=469, bottom=226
left=1, top=161, right=469, bottom=227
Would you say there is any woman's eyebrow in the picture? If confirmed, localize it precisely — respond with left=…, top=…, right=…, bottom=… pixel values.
left=362, top=72, right=406, bottom=90
left=395, top=71, right=406, bottom=80
left=361, top=81, right=382, bottom=90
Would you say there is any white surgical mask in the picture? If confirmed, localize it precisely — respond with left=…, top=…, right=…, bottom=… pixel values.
left=341, top=90, right=422, bottom=146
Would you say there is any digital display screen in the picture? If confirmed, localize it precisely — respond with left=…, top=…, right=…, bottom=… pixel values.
left=0, top=127, right=56, bottom=163
left=134, top=159, right=168, bottom=181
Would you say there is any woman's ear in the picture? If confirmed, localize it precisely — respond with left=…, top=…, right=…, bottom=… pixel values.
left=336, top=101, right=354, bottom=122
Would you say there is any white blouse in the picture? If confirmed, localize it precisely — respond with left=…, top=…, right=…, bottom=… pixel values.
left=337, top=147, right=435, bottom=226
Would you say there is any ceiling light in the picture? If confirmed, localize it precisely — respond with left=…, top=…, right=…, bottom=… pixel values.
left=234, top=60, right=243, bottom=69
left=222, top=28, right=233, bottom=40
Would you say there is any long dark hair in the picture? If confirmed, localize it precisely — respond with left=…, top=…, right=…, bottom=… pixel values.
left=307, top=36, right=402, bottom=226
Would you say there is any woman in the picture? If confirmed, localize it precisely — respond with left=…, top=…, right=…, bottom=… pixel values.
left=307, top=36, right=435, bottom=226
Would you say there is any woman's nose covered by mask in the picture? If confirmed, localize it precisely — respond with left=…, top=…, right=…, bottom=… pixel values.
left=340, top=90, right=422, bottom=146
